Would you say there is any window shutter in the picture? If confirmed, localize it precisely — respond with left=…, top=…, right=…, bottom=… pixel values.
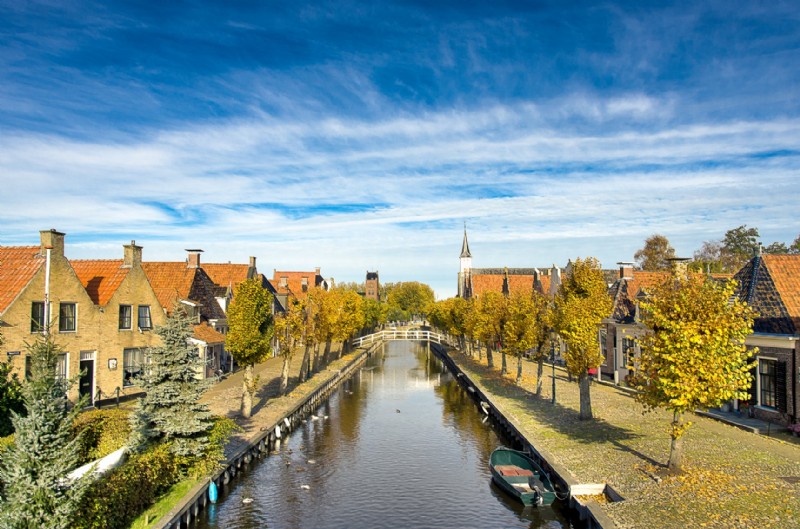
left=748, top=365, right=757, bottom=404
left=776, top=361, right=788, bottom=413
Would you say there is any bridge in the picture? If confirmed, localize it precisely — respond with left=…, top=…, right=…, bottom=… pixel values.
left=351, top=328, right=449, bottom=348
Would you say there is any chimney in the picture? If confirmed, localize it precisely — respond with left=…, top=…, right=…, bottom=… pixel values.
left=186, top=249, right=203, bottom=268
left=249, top=256, right=257, bottom=268
left=123, top=240, right=143, bottom=268
left=667, top=257, right=691, bottom=279
left=617, top=262, right=635, bottom=280
left=39, top=229, right=65, bottom=257
left=315, top=267, right=321, bottom=277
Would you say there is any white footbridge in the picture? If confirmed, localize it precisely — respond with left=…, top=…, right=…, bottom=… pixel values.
left=351, top=328, right=448, bottom=348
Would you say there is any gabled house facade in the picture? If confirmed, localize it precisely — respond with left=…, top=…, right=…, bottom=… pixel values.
left=0, top=231, right=165, bottom=405
left=734, top=253, right=800, bottom=427
left=272, top=267, right=329, bottom=309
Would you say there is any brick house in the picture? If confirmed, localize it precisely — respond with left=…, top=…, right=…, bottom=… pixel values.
left=734, top=253, right=800, bottom=427
left=272, top=268, right=329, bottom=309
left=0, top=231, right=165, bottom=405
left=456, top=228, right=561, bottom=299
left=141, top=250, right=229, bottom=378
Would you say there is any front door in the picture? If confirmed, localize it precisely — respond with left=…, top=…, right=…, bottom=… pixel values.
left=79, top=359, right=94, bottom=405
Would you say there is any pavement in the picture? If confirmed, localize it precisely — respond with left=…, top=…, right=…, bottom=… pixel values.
left=201, top=346, right=346, bottom=458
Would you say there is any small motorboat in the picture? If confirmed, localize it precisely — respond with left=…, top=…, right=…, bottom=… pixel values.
left=489, top=447, right=557, bottom=507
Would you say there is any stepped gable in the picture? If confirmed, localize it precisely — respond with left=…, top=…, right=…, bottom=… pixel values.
left=0, top=246, right=43, bottom=315
left=71, top=259, right=130, bottom=306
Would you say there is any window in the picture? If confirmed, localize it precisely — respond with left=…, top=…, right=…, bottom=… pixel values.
left=56, top=353, right=67, bottom=379
left=123, top=348, right=145, bottom=387
left=622, top=337, right=635, bottom=368
left=31, top=301, right=45, bottom=333
left=279, top=276, right=288, bottom=288
left=301, top=277, right=308, bottom=292
left=59, top=303, right=76, bottom=332
left=138, top=305, right=152, bottom=330
left=759, top=358, right=777, bottom=409
left=119, top=305, right=132, bottom=330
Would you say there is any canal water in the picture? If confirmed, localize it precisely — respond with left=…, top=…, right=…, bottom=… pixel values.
left=197, top=341, right=574, bottom=529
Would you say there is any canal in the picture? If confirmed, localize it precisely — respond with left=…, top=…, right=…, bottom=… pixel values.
left=197, top=341, right=574, bottom=529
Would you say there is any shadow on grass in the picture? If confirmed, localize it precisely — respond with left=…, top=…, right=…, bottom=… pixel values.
left=450, top=349, right=665, bottom=468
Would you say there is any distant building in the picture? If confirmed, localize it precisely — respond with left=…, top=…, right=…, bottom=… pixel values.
left=456, top=228, right=561, bottom=300
left=365, top=271, right=380, bottom=301
left=272, top=267, right=330, bottom=309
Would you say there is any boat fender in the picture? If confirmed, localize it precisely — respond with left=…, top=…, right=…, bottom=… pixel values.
left=208, top=481, right=218, bottom=504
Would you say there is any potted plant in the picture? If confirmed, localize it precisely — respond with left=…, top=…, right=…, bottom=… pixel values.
left=740, top=400, right=754, bottom=418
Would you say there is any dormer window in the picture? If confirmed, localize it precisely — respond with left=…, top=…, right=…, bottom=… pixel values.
left=280, top=276, right=288, bottom=288
left=301, top=277, right=308, bottom=292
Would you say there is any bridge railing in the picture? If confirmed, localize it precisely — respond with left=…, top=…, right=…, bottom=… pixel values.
left=351, top=329, right=448, bottom=348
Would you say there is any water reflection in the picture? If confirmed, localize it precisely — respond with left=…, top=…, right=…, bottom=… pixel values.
left=196, top=342, right=574, bottom=529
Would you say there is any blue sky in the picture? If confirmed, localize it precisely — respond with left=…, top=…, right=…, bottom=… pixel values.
left=1, top=1, right=799, bottom=298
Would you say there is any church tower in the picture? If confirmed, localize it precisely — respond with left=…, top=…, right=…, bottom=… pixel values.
left=458, top=227, right=472, bottom=298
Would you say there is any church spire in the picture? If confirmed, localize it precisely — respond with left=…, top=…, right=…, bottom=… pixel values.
left=460, top=225, right=472, bottom=259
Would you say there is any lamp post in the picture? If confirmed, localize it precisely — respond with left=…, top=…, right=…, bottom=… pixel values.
left=549, top=328, right=557, bottom=405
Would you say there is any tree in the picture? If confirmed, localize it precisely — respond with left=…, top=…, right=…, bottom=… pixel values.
left=226, top=278, right=275, bottom=418
left=385, top=282, right=435, bottom=321
left=361, top=298, right=385, bottom=331
left=502, top=291, right=544, bottom=384
left=553, top=257, right=612, bottom=420
left=331, top=289, right=365, bottom=358
left=472, top=291, right=507, bottom=369
left=631, top=274, right=755, bottom=474
left=0, top=361, right=24, bottom=438
left=634, top=234, right=676, bottom=271
left=720, top=225, right=760, bottom=271
left=0, top=334, right=94, bottom=528
left=129, top=309, right=213, bottom=457
left=763, top=241, right=788, bottom=254
left=274, top=298, right=305, bottom=395
left=691, top=240, right=725, bottom=273
left=790, top=235, right=800, bottom=254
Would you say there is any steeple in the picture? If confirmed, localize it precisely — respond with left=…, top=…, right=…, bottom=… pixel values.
left=460, top=226, right=472, bottom=258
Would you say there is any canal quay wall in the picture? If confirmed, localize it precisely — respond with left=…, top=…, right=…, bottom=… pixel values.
left=430, top=343, right=619, bottom=529
left=155, top=342, right=381, bottom=529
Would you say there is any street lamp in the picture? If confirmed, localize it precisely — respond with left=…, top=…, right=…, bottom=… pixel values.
left=549, top=328, right=557, bottom=405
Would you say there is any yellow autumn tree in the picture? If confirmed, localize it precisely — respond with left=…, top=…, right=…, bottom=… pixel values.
left=631, top=273, right=756, bottom=474
left=502, top=291, right=544, bottom=384
left=472, top=291, right=507, bottom=369
left=553, top=257, right=612, bottom=420
left=226, top=278, right=274, bottom=418
left=274, top=296, right=305, bottom=394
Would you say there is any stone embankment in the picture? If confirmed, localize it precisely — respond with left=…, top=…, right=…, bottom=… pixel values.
left=437, top=344, right=800, bottom=529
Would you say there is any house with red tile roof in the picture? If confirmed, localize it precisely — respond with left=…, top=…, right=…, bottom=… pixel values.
left=734, top=252, right=800, bottom=427
left=456, top=228, right=562, bottom=300
left=0, top=231, right=165, bottom=405
left=272, top=267, right=330, bottom=309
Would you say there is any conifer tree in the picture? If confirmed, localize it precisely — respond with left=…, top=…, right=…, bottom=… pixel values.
left=0, top=334, right=93, bottom=528
left=130, top=309, right=213, bottom=457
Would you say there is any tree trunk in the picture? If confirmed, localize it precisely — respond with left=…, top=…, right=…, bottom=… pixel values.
left=312, top=343, right=320, bottom=374
left=299, top=344, right=311, bottom=382
left=485, top=342, right=494, bottom=368
left=280, top=355, right=291, bottom=395
left=322, top=340, right=332, bottom=367
left=578, top=372, right=593, bottom=420
left=501, top=350, right=508, bottom=375
left=535, top=357, right=544, bottom=396
left=516, top=355, right=523, bottom=384
left=339, top=339, right=348, bottom=359
left=241, top=364, right=254, bottom=418
left=668, top=411, right=686, bottom=474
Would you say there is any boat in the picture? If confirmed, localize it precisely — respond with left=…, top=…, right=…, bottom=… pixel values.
left=489, top=447, right=557, bottom=507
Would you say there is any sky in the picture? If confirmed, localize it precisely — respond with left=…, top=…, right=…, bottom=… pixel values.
left=1, top=0, right=799, bottom=299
